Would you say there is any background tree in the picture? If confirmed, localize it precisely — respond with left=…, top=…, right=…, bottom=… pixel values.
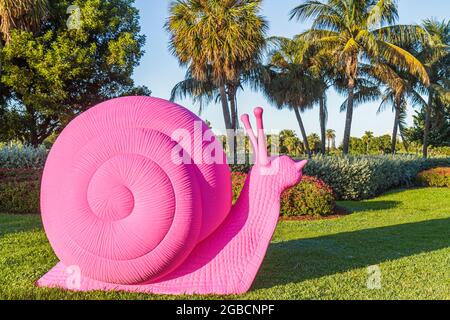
left=291, top=0, right=429, bottom=154
left=1, top=0, right=149, bottom=145
left=166, top=0, right=267, bottom=161
left=374, top=67, right=419, bottom=154
left=0, top=0, right=49, bottom=135
left=326, top=128, right=336, bottom=152
left=261, top=37, right=326, bottom=158
left=307, top=133, right=321, bottom=154
left=279, top=129, right=302, bottom=156
left=417, top=19, right=450, bottom=157
left=405, top=107, right=450, bottom=149
left=362, top=131, right=374, bottom=154
left=0, top=0, right=48, bottom=43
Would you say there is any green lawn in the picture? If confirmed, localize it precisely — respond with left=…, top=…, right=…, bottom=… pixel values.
left=0, top=188, right=449, bottom=300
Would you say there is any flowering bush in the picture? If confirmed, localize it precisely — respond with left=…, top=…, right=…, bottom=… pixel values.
left=231, top=172, right=336, bottom=217
left=416, top=167, right=450, bottom=188
left=280, top=176, right=335, bottom=217
left=231, top=172, right=247, bottom=205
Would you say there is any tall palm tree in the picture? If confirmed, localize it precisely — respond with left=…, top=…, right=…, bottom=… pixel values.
left=262, top=37, right=323, bottom=158
left=291, top=0, right=430, bottom=154
left=418, top=19, right=450, bottom=158
left=326, top=128, right=336, bottom=152
left=309, top=50, right=335, bottom=155
left=375, top=71, right=425, bottom=154
left=166, top=0, right=267, bottom=160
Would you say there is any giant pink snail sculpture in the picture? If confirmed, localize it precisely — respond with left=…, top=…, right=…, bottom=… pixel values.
left=37, top=96, right=308, bottom=294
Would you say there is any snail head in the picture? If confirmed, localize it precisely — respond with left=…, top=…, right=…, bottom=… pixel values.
left=240, top=108, right=308, bottom=187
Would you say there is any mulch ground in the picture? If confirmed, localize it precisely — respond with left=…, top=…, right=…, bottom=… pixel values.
left=278, top=205, right=351, bottom=221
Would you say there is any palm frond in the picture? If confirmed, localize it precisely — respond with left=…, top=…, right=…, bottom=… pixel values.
left=290, top=1, right=338, bottom=22
left=340, top=82, right=382, bottom=112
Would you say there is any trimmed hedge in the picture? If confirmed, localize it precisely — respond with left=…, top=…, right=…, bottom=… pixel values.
left=0, top=168, right=41, bottom=214
left=1, top=169, right=336, bottom=217
left=231, top=172, right=336, bottom=217
left=231, top=155, right=450, bottom=200
left=416, top=167, right=450, bottom=187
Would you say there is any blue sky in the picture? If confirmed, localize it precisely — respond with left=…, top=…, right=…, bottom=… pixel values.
left=132, top=0, right=449, bottom=142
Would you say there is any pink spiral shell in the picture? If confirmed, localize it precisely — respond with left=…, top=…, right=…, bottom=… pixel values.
left=40, top=96, right=232, bottom=284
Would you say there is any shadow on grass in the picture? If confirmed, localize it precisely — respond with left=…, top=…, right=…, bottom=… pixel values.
left=338, top=200, right=401, bottom=213
left=253, top=217, right=450, bottom=290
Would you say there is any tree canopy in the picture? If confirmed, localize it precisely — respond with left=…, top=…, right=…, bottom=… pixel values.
left=0, top=0, right=150, bottom=145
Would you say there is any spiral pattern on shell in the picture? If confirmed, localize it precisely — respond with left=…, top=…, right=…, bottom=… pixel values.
left=40, top=96, right=232, bottom=284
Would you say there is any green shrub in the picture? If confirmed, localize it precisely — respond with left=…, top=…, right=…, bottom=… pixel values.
left=0, top=168, right=41, bottom=214
left=0, top=144, right=47, bottom=168
left=429, top=146, right=450, bottom=157
left=303, top=155, right=450, bottom=200
left=230, top=155, right=450, bottom=200
left=231, top=172, right=336, bottom=217
left=416, top=167, right=450, bottom=187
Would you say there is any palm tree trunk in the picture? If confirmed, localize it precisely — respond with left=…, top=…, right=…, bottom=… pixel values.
left=391, top=103, right=400, bottom=154
left=293, top=106, right=311, bottom=158
left=343, top=80, right=355, bottom=155
left=422, top=92, right=433, bottom=158
left=400, top=131, right=409, bottom=153
left=0, top=41, right=3, bottom=107
left=219, top=85, right=234, bottom=161
left=319, top=96, right=326, bottom=155
left=228, top=86, right=238, bottom=130
left=228, top=85, right=238, bottom=164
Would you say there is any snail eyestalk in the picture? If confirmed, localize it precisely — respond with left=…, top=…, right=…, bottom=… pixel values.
left=253, top=107, right=269, bottom=166
left=240, top=113, right=258, bottom=163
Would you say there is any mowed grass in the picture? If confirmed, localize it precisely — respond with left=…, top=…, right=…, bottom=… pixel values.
left=0, top=188, right=449, bottom=300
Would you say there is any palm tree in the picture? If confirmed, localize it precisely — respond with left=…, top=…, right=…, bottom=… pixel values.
left=261, top=37, right=324, bottom=158
left=309, top=50, right=335, bottom=155
left=362, top=131, right=374, bottom=154
left=418, top=19, right=450, bottom=158
left=375, top=70, right=424, bottom=154
left=307, top=133, right=321, bottom=154
left=326, top=128, right=336, bottom=152
left=166, top=0, right=268, bottom=160
left=280, top=129, right=302, bottom=156
left=291, top=0, right=430, bottom=154
left=0, top=0, right=48, bottom=43
left=170, top=67, right=219, bottom=115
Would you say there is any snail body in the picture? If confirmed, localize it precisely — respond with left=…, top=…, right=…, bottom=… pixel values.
left=37, top=96, right=307, bottom=294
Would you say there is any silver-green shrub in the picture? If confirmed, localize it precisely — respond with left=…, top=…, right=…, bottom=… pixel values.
left=303, top=155, right=450, bottom=200
left=0, top=144, right=48, bottom=168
